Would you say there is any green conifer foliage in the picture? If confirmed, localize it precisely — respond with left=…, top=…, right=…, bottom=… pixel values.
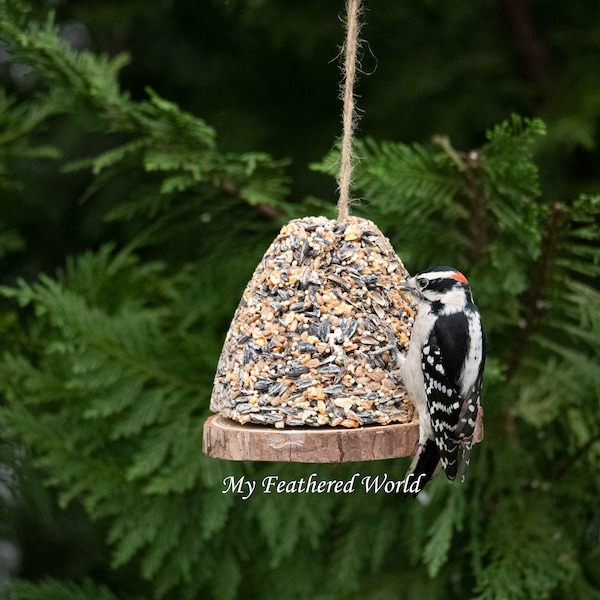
left=0, top=2, right=599, bottom=599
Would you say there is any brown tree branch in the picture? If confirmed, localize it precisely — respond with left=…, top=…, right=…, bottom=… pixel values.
left=506, top=202, right=568, bottom=379
left=432, top=137, right=489, bottom=266
left=498, top=0, right=554, bottom=98
left=550, top=431, right=600, bottom=482
left=465, top=151, right=489, bottom=266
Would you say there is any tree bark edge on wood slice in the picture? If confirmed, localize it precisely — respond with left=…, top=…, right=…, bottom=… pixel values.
left=202, top=407, right=483, bottom=463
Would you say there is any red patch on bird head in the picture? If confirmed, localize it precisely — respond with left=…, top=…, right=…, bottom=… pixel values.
left=450, top=271, right=468, bottom=284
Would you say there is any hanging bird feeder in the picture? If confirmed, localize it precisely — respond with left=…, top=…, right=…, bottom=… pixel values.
left=202, top=0, right=483, bottom=463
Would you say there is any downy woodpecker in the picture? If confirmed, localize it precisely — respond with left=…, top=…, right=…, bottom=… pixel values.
left=400, top=266, right=485, bottom=495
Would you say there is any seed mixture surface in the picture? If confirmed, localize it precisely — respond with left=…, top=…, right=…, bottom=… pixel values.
left=210, top=216, right=417, bottom=428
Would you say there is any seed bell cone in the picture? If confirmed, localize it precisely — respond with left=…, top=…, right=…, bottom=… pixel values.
left=210, top=215, right=417, bottom=429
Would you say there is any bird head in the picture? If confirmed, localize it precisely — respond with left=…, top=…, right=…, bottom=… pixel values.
left=399, top=266, right=473, bottom=310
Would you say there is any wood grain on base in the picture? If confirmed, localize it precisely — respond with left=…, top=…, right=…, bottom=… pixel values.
left=202, top=407, right=483, bottom=463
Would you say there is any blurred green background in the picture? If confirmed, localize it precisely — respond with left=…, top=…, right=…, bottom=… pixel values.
left=2, top=0, right=599, bottom=276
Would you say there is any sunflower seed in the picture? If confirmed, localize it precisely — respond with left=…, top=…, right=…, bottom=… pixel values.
left=370, top=289, right=388, bottom=306
left=318, top=363, right=341, bottom=375
left=297, top=341, right=317, bottom=353
left=340, top=317, right=358, bottom=340
left=287, top=365, right=310, bottom=378
left=290, top=301, right=306, bottom=312
left=323, top=384, right=344, bottom=395
left=268, top=382, right=289, bottom=395
left=254, top=378, right=273, bottom=391
left=318, top=319, right=332, bottom=342
left=294, top=377, right=315, bottom=392
left=327, top=273, right=352, bottom=291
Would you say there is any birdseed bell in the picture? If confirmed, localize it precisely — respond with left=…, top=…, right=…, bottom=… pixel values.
left=203, top=216, right=424, bottom=462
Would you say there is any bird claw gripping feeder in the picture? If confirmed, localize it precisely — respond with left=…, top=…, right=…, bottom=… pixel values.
left=202, top=0, right=483, bottom=464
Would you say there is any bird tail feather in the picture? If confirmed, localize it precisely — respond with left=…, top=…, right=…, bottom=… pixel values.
left=403, top=438, right=442, bottom=497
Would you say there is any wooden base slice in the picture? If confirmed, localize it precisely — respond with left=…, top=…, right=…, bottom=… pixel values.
left=202, top=408, right=483, bottom=463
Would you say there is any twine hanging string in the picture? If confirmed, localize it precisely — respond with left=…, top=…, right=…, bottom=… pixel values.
left=337, top=0, right=362, bottom=222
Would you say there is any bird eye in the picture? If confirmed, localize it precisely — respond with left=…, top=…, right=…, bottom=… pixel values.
left=417, top=277, right=429, bottom=289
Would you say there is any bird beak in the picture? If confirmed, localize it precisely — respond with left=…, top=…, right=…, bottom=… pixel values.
left=398, top=277, right=416, bottom=293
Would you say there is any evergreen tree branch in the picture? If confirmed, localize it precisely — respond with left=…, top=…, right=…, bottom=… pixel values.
left=506, top=201, right=568, bottom=379
left=0, top=3, right=293, bottom=217
left=549, top=431, right=600, bottom=483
